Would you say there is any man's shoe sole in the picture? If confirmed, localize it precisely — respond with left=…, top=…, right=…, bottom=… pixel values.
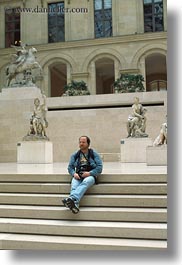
left=62, top=198, right=79, bottom=214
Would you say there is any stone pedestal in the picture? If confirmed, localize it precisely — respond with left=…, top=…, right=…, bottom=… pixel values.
left=146, top=145, right=167, bottom=166
left=17, top=141, right=53, bottom=163
left=120, top=138, right=153, bottom=163
left=0, top=86, right=42, bottom=100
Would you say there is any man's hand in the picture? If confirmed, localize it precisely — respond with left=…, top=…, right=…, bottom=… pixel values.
left=73, top=173, right=80, bottom=180
left=81, top=171, right=90, bottom=178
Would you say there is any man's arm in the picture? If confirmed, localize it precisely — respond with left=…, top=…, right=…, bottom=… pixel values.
left=89, top=151, right=103, bottom=177
left=68, top=152, right=80, bottom=179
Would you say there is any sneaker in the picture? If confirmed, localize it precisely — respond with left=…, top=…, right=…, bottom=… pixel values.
left=71, top=204, right=79, bottom=214
left=62, top=197, right=74, bottom=209
left=62, top=197, right=79, bottom=214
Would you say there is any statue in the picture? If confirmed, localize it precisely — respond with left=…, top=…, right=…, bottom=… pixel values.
left=153, top=118, right=167, bottom=146
left=5, top=43, right=43, bottom=87
left=10, top=43, right=28, bottom=68
left=127, top=97, right=148, bottom=138
left=23, top=92, right=49, bottom=141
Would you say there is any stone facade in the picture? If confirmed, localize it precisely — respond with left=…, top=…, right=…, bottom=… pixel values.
left=0, top=0, right=167, bottom=162
left=0, top=0, right=167, bottom=96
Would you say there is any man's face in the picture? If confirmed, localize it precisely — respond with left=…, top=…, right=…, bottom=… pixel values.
left=79, top=137, right=89, bottom=151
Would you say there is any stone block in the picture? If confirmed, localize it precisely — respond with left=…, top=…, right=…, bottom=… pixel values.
left=99, top=153, right=120, bottom=162
left=0, top=86, right=41, bottom=100
left=17, top=141, right=53, bottom=163
left=146, top=145, right=167, bottom=166
left=120, top=138, right=153, bottom=163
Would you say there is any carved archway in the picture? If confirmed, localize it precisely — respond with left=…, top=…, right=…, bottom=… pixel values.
left=40, top=55, right=73, bottom=97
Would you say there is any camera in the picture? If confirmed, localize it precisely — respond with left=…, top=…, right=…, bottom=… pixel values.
left=76, top=164, right=91, bottom=178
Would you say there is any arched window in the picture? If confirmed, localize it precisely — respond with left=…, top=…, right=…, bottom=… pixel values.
left=95, top=58, right=114, bottom=94
left=145, top=53, right=167, bottom=91
left=149, top=80, right=167, bottom=91
left=49, top=63, right=67, bottom=97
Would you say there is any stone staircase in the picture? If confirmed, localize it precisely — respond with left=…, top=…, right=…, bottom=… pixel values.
left=0, top=171, right=167, bottom=250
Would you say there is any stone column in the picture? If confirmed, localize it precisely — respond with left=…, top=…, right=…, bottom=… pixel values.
left=163, top=0, right=167, bottom=32
left=139, top=57, right=146, bottom=91
left=0, top=4, right=5, bottom=48
left=114, top=60, right=120, bottom=81
left=42, top=65, right=49, bottom=97
left=136, top=0, right=144, bottom=33
left=67, top=64, right=72, bottom=84
left=89, top=61, right=96, bottom=95
left=65, top=1, right=71, bottom=41
left=87, top=0, right=95, bottom=39
left=112, top=0, right=119, bottom=36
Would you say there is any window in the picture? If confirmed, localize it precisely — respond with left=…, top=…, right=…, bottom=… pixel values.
left=94, top=0, right=112, bottom=38
left=149, top=80, right=167, bottom=91
left=48, top=2, right=65, bottom=43
left=144, top=0, right=164, bottom=32
left=5, top=8, right=20, bottom=47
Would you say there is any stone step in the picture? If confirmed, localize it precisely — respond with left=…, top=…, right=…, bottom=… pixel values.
left=0, top=173, right=167, bottom=183
left=0, top=193, right=167, bottom=207
left=0, top=233, right=167, bottom=250
left=0, top=183, right=167, bottom=195
left=0, top=218, right=167, bottom=240
left=0, top=170, right=167, bottom=250
left=0, top=205, right=167, bottom=222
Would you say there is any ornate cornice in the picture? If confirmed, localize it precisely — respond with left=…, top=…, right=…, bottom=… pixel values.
left=0, top=32, right=167, bottom=56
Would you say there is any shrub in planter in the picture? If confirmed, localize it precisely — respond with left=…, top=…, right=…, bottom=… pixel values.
left=113, top=74, right=145, bottom=93
left=63, top=80, right=90, bottom=96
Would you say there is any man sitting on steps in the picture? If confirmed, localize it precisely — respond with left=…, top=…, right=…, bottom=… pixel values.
left=62, top=136, right=103, bottom=214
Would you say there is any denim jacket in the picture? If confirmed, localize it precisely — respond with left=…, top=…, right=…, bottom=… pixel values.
left=68, top=149, right=103, bottom=183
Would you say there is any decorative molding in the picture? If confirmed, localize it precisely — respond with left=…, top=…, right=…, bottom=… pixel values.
left=39, top=52, right=76, bottom=71
left=82, top=47, right=125, bottom=73
left=131, top=43, right=167, bottom=68
left=0, top=32, right=167, bottom=56
left=72, top=72, right=89, bottom=78
left=120, top=69, right=140, bottom=75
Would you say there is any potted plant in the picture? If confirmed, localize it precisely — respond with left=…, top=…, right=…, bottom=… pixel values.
left=63, top=80, right=90, bottom=96
left=113, top=74, right=145, bottom=93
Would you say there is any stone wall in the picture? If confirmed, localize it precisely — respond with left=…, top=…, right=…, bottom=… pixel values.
left=0, top=88, right=167, bottom=162
left=0, top=0, right=167, bottom=96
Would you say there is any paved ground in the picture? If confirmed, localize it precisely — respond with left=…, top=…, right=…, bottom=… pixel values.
left=0, top=162, right=167, bottom=175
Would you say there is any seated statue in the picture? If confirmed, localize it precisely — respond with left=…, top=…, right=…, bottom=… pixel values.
left=23, top=93, right=49, bottom=141
left=127, top=97, right=148, bottom=138
left=153, top=118, right=167, bottom=146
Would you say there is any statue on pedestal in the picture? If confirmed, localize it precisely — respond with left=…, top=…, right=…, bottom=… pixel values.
left=153, top=117, right=167, bottom=146
left=5, top=43, right=43, bottom=87
left=23, top=92, right=49, bottom=141
left=127, top=97, right=148, bottom=138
